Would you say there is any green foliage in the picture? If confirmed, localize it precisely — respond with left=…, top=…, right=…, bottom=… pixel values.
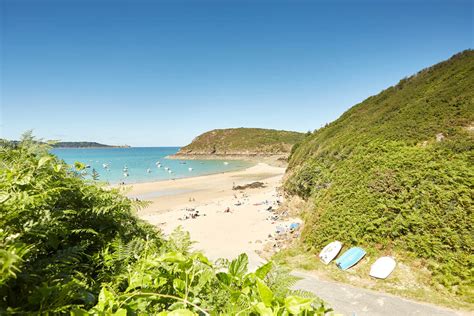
left=285, top=50, right=474, bottom=302
left=177, top=128, right=305, bottom=156
left=0, top=133, right=159, bottom=313
left=0, top=135, right=328, bottom=314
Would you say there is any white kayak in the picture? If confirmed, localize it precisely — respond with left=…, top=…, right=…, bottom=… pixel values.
left=319, top=241, right=343, bottom=264
left=370, top=256, right=396, bottom=279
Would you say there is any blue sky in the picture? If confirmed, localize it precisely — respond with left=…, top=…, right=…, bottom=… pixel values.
left=1, top=0, right=472, bottom=146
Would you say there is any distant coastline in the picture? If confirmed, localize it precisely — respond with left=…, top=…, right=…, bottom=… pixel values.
left=51, top=142, right=131, bottom=149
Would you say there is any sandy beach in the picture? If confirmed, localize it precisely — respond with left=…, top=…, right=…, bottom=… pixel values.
left=125, top=163, right=299, bottom=269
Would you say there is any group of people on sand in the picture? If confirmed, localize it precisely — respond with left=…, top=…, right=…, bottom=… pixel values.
left=179, top=207, right=203, bottom=220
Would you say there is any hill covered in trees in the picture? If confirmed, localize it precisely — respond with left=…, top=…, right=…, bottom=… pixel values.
left=173, top=128, right=305, bottom=158
left=284, top=50, right=473, bottom=302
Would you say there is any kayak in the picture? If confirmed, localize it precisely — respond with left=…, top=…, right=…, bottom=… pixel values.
left=370, top=256, right=396, bottom=279
left=335, top=247, right=366, bottom=270
left=319, top=241, right=343, bottom=265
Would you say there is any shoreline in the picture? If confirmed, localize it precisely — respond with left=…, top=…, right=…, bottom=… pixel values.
left=124, top=163, right=284, bottom=214
left=111, top=161, right=257, bottom=187
left=168, top=154, right=289, bottom=168
left=126, top=163, right=297, bottom=269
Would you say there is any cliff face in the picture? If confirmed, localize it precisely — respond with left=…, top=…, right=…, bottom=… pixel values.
left=173, top=128, right=305, bottom=158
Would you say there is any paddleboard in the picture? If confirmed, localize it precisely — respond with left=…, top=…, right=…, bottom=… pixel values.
left=335, top=247, right=366, bottom=270
left=369, top=256, right=396, bottom=279
left=319, top=241, right=343, bottom=264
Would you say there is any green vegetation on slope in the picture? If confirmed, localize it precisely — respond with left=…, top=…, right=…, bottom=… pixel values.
left=0, top=134, right=327, bottom=315
left=284, top=50, right=474, bottom=302
left=176, top=128, right=305, bottom=156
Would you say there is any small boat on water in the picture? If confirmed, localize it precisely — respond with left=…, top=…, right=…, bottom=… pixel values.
left=188, top=167, right=193, bottom=171
left=168, top=170, right=172, bottom=173
left=319, top=241, right=343, bottom=265
left=335, top=247, right=366, bottom=270
left=164, top=167, right=169, bottom=170
left=146, top=168, right=151, bottom=173
left=370, top=256, right=396, bottom=279
left=102, top=163, right=109, bottom=169
left=123, top=172, right=129, bottom=177
left=224, top=162, right=229, bottom=165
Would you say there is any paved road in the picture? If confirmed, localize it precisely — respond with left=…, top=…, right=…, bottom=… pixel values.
left=292, top=270, right=467, bottom=316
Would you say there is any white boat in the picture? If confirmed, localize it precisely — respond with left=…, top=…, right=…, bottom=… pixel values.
left=188, top=167, right=193, bottom=171
left=319, top=241, right=343, bottom=265
left=146, top=168, right=151, bottom=173
left=168, top=170, right=172, bottom=173
left=224, top=162, right=229, bottom=165
left=155, top=161, right=160, bottom=165
left=370, top=256, right=396, bottom=279
left=123, top=172, right=129, bottom=177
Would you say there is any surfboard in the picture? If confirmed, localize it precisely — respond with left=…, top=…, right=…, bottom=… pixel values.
left=369, top=256, right=396, bottom=279
left=319, top=241, right=343, bottom=265
left=335, top=247, right=366, bottom=270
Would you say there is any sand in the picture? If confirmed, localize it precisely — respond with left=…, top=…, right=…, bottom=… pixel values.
left=125, top=163, right=299, bottom=269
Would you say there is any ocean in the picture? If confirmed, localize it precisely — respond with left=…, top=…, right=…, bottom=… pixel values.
left=51, top=147, right=253, bottom=184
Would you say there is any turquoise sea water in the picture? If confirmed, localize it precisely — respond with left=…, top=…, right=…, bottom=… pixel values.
left=51, top=147, right=253, bottom=184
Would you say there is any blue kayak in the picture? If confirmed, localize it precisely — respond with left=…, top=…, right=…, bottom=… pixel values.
left=335, top=247, right=366, bottom=270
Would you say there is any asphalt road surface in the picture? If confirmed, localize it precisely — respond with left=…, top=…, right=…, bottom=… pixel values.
left=292, top=270, right=468, bottom=316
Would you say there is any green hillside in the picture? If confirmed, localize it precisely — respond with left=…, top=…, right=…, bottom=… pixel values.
left=175, top=128, right=305, bottom=156
left=284, top=50, right=474, bottom=300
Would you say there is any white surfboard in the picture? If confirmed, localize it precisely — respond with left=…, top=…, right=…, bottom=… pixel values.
left=319, top=241, right=342, bottom=264
left=370, top=256, right=396, bottom=279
